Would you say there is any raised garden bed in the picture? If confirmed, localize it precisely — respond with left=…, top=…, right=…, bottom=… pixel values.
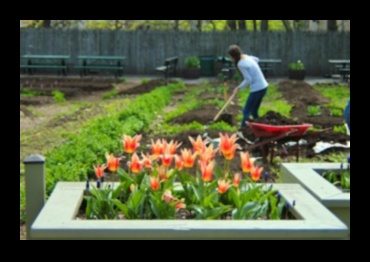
left=281, top=163, right=350, bottom=237
left=30, top=182, right=347, bottom=240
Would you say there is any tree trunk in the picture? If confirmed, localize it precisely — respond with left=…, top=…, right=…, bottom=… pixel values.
left=227, top=20, right=237, bottom=30
left=253, top=20, right=257, bottom=32
left=197, top=20, right=202, bottom=32
left=238, top=20, right=246, bottom=30
left=282, top=20, right=293, bottom=32
left=261, top=20, right=269, bottom=31
left=174, top=20, right=179, bottom=31
left=327, top=20, right=337, bottom=31
left=42, top=20, right=51, bottom=28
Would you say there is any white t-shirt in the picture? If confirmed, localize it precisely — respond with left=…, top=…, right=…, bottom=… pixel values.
left=237, top=55, right=268, bottom=92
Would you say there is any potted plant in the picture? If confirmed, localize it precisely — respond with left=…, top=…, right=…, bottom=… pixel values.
left=183, top=56, right=200, bottom=79
left=288, top=60, right=305, bottom=80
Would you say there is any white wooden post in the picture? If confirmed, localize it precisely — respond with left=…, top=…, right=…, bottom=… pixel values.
left=24, top=154, right=45, bottom=240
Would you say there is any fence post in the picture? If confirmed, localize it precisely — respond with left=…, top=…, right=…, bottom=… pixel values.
left=24, top=154, right=45, bottom=240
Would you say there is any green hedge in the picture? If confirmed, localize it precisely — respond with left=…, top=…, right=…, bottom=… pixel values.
left=20, top=81, right=184, bottom=223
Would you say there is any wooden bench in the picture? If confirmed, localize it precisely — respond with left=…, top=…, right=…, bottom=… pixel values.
left=155, top=57, right=178, bottom=79
left=76, top=56, right=126, bottom=78
left=258, top=59, right=282, bottom=77
left=20, top=55, right=70, bottom=76
left=339, top=67, right=350, bottom=81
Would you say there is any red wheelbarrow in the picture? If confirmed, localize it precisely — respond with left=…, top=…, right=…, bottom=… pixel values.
left=245, top=121, right=313, bottom=163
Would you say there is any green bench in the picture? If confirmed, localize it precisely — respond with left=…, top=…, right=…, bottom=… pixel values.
left=76, top=56, right=126, bottom=77
left=20, top=55, right=70, bottom=76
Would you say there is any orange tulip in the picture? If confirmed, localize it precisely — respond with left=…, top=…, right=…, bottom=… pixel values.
left=164, top=139, right=182, bottom=155
left=233, top=173, right=241, bottom=188
left=122, top=134, right=142, bottom=154
left=157, top=165, right=167, bottom=181
left=240, top=152, right=254, bottom=173
left=160, top=152, right=173, bottom=167
left=151, top=139, right=163, bottom=156
left=188, top=135, right=208, bottom=155
left=105, top=153, right=120, bottom=172
left=175, top=200, right=186, bottom=210
left=150, top=176, right=160, bottom=191
left=218, top=179, right=231, bottom=194
left=250, top=164, right=263, bottom=182
left=174, top=155, right=184, bottom=170
left=200, top=160, right=215, bottom=182
left=200, top=143, right=219, bottom=164
left=93, top=164, right=107, bottom=179
left=181, top=149, right=197, bottom=168
left=129, top=184, right=135, bottom=193
left=128, top=153, right=142, bottom=173
left=141, top=153, right=155, bottom=169
left=219, top=133, right=240, bottom=160
left=162, top=190, right=176, bottom=203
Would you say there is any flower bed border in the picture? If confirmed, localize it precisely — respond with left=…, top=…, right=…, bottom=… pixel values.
left=30, top=182, right=347, bottom=240
left=281, top=163, right=350, bottom=236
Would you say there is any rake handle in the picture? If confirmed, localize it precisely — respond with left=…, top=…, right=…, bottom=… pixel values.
left=213, top=91, right=237, bottom=121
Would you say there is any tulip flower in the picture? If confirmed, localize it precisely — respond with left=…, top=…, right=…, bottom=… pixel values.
left=174, top=155, right=184, bottom=170
left=93, top=164, right=107, bottom=179
left=250, top=164, right=263, bottom=182
left=181, top=149, right=197, bottom=168
left=200, top=160, right=215, bottom=182
left=188, top=135, right=208, bottom=155
left=128, top=153, right=142, bottom=173
left=233, top=173, right=241, bottom=188
left=105, top=153, right=120, bottom=172
left=240, top=152, right=254, bottom=173
left=162, top=190, right=176, bottom=203
left=218, top=179, right=231, bottom=194
left=141, top=153, right=155, bottom=169
left=175, top=200, right=186, bottom=210
left=151, top=139, right=163, bottom=156
left=164, top=139, right=182, bottom=155
left=219, top=133, right=240, bottom=160
left=200, top=143, right=218, bottom=164
left=160, top=151, right=173, bottom=167
left=150, top=176, right=160, bottom=191
left=122, top=134, right=142, bottom=154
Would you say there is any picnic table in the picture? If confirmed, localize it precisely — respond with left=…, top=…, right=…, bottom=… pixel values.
left=20, top=55, right=70, bottom=76
left=328, top=59, right=350, bottom=81
left=75, top=55, right=126, bottom=77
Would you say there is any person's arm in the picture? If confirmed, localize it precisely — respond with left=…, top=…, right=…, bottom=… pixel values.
left=233, top=65, right=252, bottom=95
left=249, top=55, right=260, bottom=63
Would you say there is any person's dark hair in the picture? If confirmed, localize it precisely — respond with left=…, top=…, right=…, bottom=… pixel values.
left=227, top=45, right=242, bottom=66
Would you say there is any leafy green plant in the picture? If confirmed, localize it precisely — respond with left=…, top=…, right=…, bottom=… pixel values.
left=52, top=90, right=65, bottom=103
left=333, top=125, right=347, bottom=134
left=321, top=165, right=350, bottom=192
left=313, top=85, right=349, bottom=109
left=20, top=88, right=48, bottom=97
left=307, top=105, right=321, bottom=116
left=208, top=121, right=237, bottom=132
left=289, top=60, right=305, bottom=70
left=217, top=73, right=224, bottom=81
left=184, top=56, right=200, bottom=69
left=330, top=108, right=342, bottom=117
left=103, top=88, right=119, bottom=100
left=141, top=78, right=149, bottom=84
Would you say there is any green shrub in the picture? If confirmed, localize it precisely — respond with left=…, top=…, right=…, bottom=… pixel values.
left=333, top=125, right=347, bottom=134
left=52, top=90, right=65, bottom=103
left=141, top=78, right=149, bottom=84
left=103, top=89, right=119, bottom=100
left=289, top=60, right=305, bottom=70
left=185, top=56, right=200, bottom=68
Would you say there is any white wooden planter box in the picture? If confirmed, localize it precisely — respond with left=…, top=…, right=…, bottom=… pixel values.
left=281, top=163, right=350, bottom=236
left=30, top=182, right=347, bottom=240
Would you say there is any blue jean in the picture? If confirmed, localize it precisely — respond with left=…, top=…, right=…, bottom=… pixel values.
left=344, top=100, right=350, bottom=131
left=241, top=88, right=267, bottom=127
